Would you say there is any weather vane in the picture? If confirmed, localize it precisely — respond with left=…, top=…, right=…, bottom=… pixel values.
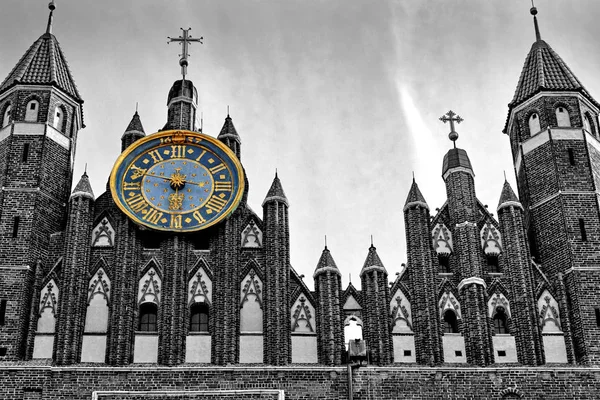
left=439, top=110, right=463, bottom=147
left=168, top=28, right=203, bottom=80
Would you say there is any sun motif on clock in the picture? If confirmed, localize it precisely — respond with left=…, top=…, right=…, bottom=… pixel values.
left=110, top=130, right=245, bottom=232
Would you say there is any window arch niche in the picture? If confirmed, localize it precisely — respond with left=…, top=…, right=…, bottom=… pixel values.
left=538, top=290, right=562, bottom=333
left=25, top=99, right=40, bottom=122
left=344, top=314, right=364, bottom=347
left=189, top=303, right=209, bottom=332
left=240, top=268, right=263, bottom=332
left=37, top=279, right=59, bottom=333
left=137, top=266, right=161, bottom=332
left=439, top=290, right=461, bottom=334
left=84, top=267, right=110, bottom=333
left=52, top=105, right=65, bottom=132
left=2, top=103, right=12, bottom=128
left=584, top=112, right=597, bottom=137
left=555, top=106, right=571, bottom=127
left=528, top=112, right=541, bottom=135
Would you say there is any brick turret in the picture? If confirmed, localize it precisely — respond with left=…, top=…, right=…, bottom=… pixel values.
left=55, top=173, right=95, bottom=365
left=403, top=179, right=443, bottom=365
left=217, top=114, right=241, bottom=160
left=121, top=111, right=145, bottom=152
left=503, top=6, right=600, bottom=363
left=443, top=147, right=494, bottom=366
left=313, top=246, right=343, bottom=365
left=163, top=80, right=198, bottom=131
left=359, top=244, right=392, bottom=365
left=496, top=180, right=545, bottom=365
left=262, top=172, right=291, bottom=365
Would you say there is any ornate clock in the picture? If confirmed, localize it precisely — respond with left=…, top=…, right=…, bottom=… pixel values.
left=110, top=130, right=245, bottom=232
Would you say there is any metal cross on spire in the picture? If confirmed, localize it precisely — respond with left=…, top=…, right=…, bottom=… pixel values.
left=168, top=28, right=203, bottom=80
left=439, top=110, right=463, bottom=147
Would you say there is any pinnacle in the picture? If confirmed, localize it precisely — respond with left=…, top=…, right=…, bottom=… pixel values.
left=360, top=245, right=387, bottom=277
left=405, top=179, right=427, bottom=206
left=262, top=172, right=288, bottom=207
left=497, top=180, right=520, bottom=209
left=313, top=247, right=340, bottom=277
left=217, top=114, right=240, bottom=142
left=124, top=111, right=145, bottom=134
left=71, top=172, right=94, bottom=200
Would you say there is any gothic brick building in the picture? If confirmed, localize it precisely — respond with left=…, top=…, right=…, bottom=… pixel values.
left=1, top=3, right=600, bottom=399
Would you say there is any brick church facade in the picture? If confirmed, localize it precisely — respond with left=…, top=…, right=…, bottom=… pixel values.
left=1, top=3, right=600, bottom=399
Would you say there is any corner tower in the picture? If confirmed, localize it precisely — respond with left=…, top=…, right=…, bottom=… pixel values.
left=503, top=6, right=600, bottom=363
left=0, top=2, right=83, bottom=360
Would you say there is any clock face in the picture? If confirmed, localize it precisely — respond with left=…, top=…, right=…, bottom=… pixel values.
left=110, top=130, right=244, bottom=232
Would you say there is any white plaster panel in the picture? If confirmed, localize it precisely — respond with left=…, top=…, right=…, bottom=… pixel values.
left=343, top=295, right=361, bottom=310
left=91, top=219, right=115, bottom=247
left=390, top=289, right=412, bottom=333
left=81, top=335, right=107, bottom=362
left=37, top=308, right=56, bottom=333
left=138, top=267, right=161, bottom=305
left=488, top=293, right=511, bottom=318
left=32, top=335, right=54, bottom=359
left=239, top=334, right=263, bottom=363
left=538, top=290, right=562, bottom=333
left=432, top=223, right=453, bottom=255
left=13, top=122, right=45, bottom=134
left=543, top=334, right=568, bottom=363
left=84, top=294, right=109, bottom=333
left=522, top=130, right=550, bottom=155
left=240, top=270, right=263, bottom=332
left=393, top=335, right=416, bottom=363
left=186, top=335, right=211, bottom=363
left=552, top=128, right=583, bottom=140
left=133, top=335, right=158, bottom=363
left=188, top=266, right=212, bottom=305
left=0, top=125, right=10, bottom=142
left=492, top=335, right=518, bottom=363
left=291, top=295, right=316, bottom=333
left=241, top=221, right=262, bottom=248
left=587, top=131, right=600, bottom=153
left=442, top=334, right=466, bottom=363
left=515, top=151, right=522, bottom=173
left=45, top=125, right=70, bottom=149
left=291, top=335, right=318, bottom=363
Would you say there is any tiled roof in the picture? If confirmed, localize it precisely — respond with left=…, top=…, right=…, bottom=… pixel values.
left=262, top=173, right=288, bottom=206
left=360, top=245, right=386, bottom=276
left=509, top=40, right=592, bottom=108
left=125, top=111, right=145, bottom=133
left=405, top=179, right=427, bottom=206
left=0, top=33, right=82, bottom=102
left=497, top=180, right=519, bottom=208
left=442, top=148, right=472, bottom=176
left=314, top=247, right=340, bottom=275
left=218, top=115, right=240, bottom=142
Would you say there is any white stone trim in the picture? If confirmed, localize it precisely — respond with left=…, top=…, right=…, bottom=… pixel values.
left=13, top=122, right=45, bottom=134
left=262, top=195, right=289, bottom=207
left=522, top=129, right=550, bottom=155
left=313, top=266, right=341, bottom=278
left=121, top=129, right=144, bottom=139
left=92, top=390, right=285, bottom=400
left=0, top=265, right=31, bottom=270
left=443, top=166, right=474, bottom=181
left=359, top=264, right=387, bottom=277
left=497, top=201, right=524, bottom=213
left=551, top=128, right=584, bottom=140
left=530, top=190, right=600, bottom=210
left=514, top=151, right=522, bottom=172
left=455, top=221, right=477, bottom=228
left=45, top=124, right=70, bottom=149
left=458, top=277, right=486, bottom=291
left=168, top=95, right=197, bottom=108
left=218, top=133, right=241, bottom=143
left=403, top=201, right=429, bottom=212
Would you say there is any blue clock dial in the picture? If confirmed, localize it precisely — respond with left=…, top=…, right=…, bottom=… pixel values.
left=110, top=130, right=244, bottom=232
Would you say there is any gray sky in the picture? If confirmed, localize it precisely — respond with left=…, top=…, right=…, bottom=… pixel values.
left=1, top=1, right=599, bottom=290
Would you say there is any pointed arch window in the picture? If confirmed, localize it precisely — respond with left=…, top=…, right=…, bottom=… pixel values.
left=138, top=302, right=158, bottom=332
left=53, top=106, right=64, bottom=131
left=555, top=107, right=571, bottom=127
left=493, top=306, right=509, bottom=334
left=25, top=100, right=39, bottom=122
left=584, top=112, right=597, bottom=137
left=2, top=104, right=12, bottom=128
left=528, top=112, right=541, bottom=135
left=443, top=309, right=459, bottom=333
left=190, top=302, right=209, bottom=332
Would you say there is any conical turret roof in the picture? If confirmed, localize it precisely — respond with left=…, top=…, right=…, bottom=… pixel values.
left=497, top=180, right=522, bottom=212
left=404, top=179, right=428, bottom=209
left=218, top=114, right=241, bottom=142
left=0, top=33, right=82, bottom=102
left=313, top=247, right=341, bottom=278
left=262, top=172, right=288, bottom=207
left=124, top=111, right=145, bottom=134
left=359, top=245, right=387, bottom=277
left=71, top=172, right=94, bottom=200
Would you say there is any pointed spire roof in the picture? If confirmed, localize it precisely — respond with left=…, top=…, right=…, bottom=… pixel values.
left=217, top=114, right=241, bottom=143
left=313, top=247, right=341, bottom=278
left=262, top=172, right=288, bottom=207
left=506, top=6, right=599, bottom=116
left=124, top=111, right=145, bottom=134
left=359, top=245, right=387, bottom=277
left=0, top=32, right=82, bottom=102
left=71, top=172, right=94, bottom=200
left=497, top=180, right=523, bottom=212
left=404, top=178, right=429, bottom=211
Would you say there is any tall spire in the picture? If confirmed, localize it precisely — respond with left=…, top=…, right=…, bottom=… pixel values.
left=530, top=2, right=541, bottom=42
left=46, top=1, right=56, bottom=35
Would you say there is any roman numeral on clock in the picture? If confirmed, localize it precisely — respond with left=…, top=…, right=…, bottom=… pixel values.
left=170, top=145, right=187, bottom=158
left=205, top=196, right=227, bottom=213
left=214, top=181, right=232, bottom=192
left=170, top=214, right=183, bottom=229
left=142, top=208, right=163, bottom=224
left=193, top=210, right=206, bottom=224
left=209, top=164, right=226, bottom=174
left=148, top=149, right=164, bottom=163
left=123, top=181, right=141, bottom=191
left=126, top=194, right=149, bottom=213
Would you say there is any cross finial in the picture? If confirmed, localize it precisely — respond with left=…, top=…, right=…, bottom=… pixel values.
left=439, top=110, right=463, bottom=146
left=168, top=28, right=203, bottom=80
